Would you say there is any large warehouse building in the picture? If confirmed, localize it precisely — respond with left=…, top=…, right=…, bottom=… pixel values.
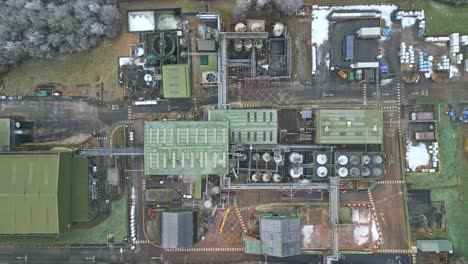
left=0, top=152, right=89, bottom=235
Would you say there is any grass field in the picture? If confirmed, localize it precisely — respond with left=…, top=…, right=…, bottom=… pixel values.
left=0, top=44, right=120, bottom=99
left=406, top=105, right=468, bottom=257
left=0, top=196, right=127, bottom=244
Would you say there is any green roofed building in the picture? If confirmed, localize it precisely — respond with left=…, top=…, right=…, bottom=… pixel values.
left=144, top=121, right=229, bottom=175
left=0, top=152, right=89, bottom=235
left=0, top=118, right=12, bottom=151
left=208, top=109, right=278, bottom=145
left=417, top=240, right=453, bottom=253
left=315, top=109, right=383, bottom=144
left=162, top=64, right=191, bottom=99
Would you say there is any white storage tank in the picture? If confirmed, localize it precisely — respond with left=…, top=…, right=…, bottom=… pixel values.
left=316, top=166, right=328, bottom=178
left=290, top=167, right=303, bottom=178
left=316, top=153, right=328, bottom=165
left=337, top=155, right=349, bottom=166
left=338, top=167, right=349, bottom=178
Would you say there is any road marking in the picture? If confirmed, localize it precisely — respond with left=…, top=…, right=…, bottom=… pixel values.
left=233, top=205, right=247, bottom=233
left=363, top=84, right=367, bottom=105
left=165, top=247, right=243, bottom=252
left=377, top=180, right=405, bottom=184
left=134, top=240, right=150, bottom=244
left=375, top=249, right=413, bottom=254
left=96, top=137, right=108, bottom=140
left=142, top=180, right=146, bottom=190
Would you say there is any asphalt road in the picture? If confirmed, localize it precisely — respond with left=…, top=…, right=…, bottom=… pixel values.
left=0, top=247, right=133, bottom=264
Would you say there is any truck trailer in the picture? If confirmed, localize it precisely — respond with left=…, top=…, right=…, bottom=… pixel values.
left=343, top=36, right=354, bottom=61
left=415, top=132, right=435, bottom=140
left=356, top=27, right=381, bottom=39
left=410, top=112, right=434, bottom=121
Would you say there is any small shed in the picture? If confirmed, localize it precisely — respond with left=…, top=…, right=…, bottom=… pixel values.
left=0, top=118, right=11, bottom=151
left=417, top=240, right=453, bottom=253
left=197, top=40, right=216, bottom=52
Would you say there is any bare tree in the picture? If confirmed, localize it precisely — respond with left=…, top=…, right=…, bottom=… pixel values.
left=0, top=0, right=121, bottom=75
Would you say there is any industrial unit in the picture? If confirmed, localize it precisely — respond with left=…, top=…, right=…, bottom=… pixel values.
left=162, top=211, right=194, bottom=248
left=259, top=214, right=301, bottom=257
left=315, top=109, right=384, bottom=144
left=162, top=64, right=192, bottom=99
left=0, top=152, right=89, bottom=235
left=144, top=121, right=229, bottom=175
left=208, top=109, right=278, bottom=145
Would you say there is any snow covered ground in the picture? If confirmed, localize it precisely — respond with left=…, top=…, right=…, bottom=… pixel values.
left=402, top=17, right=417, bottom=28
left=352, top=208, right=371, bottom=224
left=311, top=5, right=398, bottom=47
left=302, top=225, right=314, bottom=245
left=407, top=142, right=430, bottom=170
left=354, top=226, right=370, bottom=246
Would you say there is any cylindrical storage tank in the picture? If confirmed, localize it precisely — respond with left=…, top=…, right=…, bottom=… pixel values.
left=262, top=152, right=272, bottom=162
left=234, top=39, right=243, bottom=52
left=337, top=155, right=349, bottom=166
left=251, top=171, right=261, bottom=182
left=262, top=172, right=272, bottom=182
left=243, top=39, right=253, bottom=52
left=273, top=22, right=285, bottom=37
left=274, top=154, right=283, bottom=164
left=289, top=152, right=303, bottom=163
left=372, top=155, right=383, bottom=164
left=290, top=167, right=303, bottom=178
left=350, top=167, right=360, bottom=177
left=235, top=23, right=247, bottom=32
left=361, top=166, right=371, bottom=177
left=350, top=154, right=360, bottom=166
left=273, top=173, right=283, bottom=183
left=372, top=167, right=383, bottom=177
left=204, top=200, right=213, bottom=209
left=316, top=166, right=328, bottom=178
left=254, top=39, right=263, bottom=51
left=338, top=167, right=349, bottom=178
left=250, top=23, right=264, bottom=32
left=316, top=154, right=328, bottom=165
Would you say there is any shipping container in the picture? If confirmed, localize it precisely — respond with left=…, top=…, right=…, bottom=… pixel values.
left=410, top=112, right=434, bottom=121
left=415, top=132, right=435, bottom=140
left=356, top=27, right=381, bottom=39
left=343, top=36, right=354, bottom=61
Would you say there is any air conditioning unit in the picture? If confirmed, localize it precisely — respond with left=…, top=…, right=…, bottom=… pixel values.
left=202, top=72, right=217, bottom=87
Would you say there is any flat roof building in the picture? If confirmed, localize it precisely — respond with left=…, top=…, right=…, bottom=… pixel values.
left=144, top=121, right=229, bottom=175
left=162, top=211, right=193, bottom=248
left=162, top=64, right=191, bottom=99
left=417, top=240, right=453, bottom=253
left=208, top=109, right=278, bottom=145
left=260, top=214, right=301, bottom=257
left=0, top=152, right=89, bottom=235
left=315, top=109, right=383, bottom=144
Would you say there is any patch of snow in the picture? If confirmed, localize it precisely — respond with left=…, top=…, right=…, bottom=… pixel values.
left=407, top=142, right=430, bottom=170
left=311, top=5, right=398, bottom=47
left=352, top=208, right=371, bottom=224
left=128, top=11, right=155, bottom=32
left=302, top=225, right=314, bottom=245
left=434, top=43, right=447, bottom=47
left=402, top=17, right=416, bottom=28
left=354, top=226, right=369, bottom=246
left=449, top=65, right=460, bottom=78
left=371, top=218, right=379, bottom=241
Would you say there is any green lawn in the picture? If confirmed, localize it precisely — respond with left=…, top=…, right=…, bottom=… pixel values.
left=406, top=105, right=468, bottom=257
left=0, top=196, right=127, bottom=244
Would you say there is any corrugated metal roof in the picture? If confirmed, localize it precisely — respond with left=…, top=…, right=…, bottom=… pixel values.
left=0, top=152, right=88, bottom=234
left=144, top=121, right=229, bottom=175
left=197, top=40, right=216, bottom=51
left=315, top=109, right=383, bottom=144
left=208, top=109, right=278, bottom=145
left=162, top=211, right=193, bottom=248
left=162, top=64, right=191, bottom=99
left=417, top=240, right=453, bottom=252
left=259, top=214, right=301, bottom=257
left=0, top=118, right=10, bottom=149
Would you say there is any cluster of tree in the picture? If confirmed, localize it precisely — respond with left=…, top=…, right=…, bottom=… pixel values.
left=436, top=0, right=468, bottom=5
left=233, top=0, right=303, bottom=20
left=0, top=0, right=120, bottom=75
